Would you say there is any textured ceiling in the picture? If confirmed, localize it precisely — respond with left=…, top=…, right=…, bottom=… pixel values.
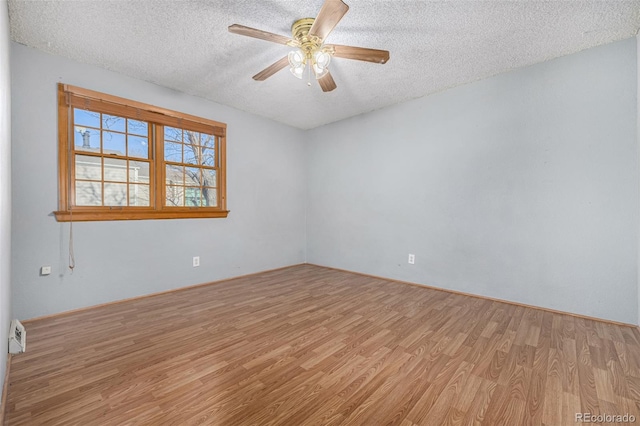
left=7, top=0, right=640, bottom=129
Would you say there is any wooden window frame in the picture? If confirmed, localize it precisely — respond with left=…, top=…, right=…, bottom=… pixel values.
left=55, top=84, right=228, bottom=221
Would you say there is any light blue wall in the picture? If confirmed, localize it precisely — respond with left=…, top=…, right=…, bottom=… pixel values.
left=10, top=43, right=307, bottom=320
left=9, top=37, right=640, bottom=325
left=306, top=38, right=639, bottom=324
left=0, top=0, right=12, bottom=392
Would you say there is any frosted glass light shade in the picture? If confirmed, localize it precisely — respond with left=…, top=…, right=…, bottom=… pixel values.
left=290, top=65, right=305, bottom=79
left=312, top=50, right=331, bottom=79
left=288, top=49, right=306, bottom=79
left=315, top=50, right=331, bottom=68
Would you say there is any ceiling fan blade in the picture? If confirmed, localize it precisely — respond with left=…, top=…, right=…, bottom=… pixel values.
left=328, top=44, right=390, bottom=64
left=228, top=24, right=292, bottom=45
left=252, top=56, right=290, bottom=81
left=318, top=71, right=337, bottom=92
left=309, top=0, right=349, bottom=42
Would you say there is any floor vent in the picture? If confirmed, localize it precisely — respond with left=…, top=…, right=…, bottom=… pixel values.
left=9, top=319, right=26, bottom=354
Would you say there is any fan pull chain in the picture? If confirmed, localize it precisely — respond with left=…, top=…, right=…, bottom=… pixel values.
left=307, top=62, right=312, bottom=87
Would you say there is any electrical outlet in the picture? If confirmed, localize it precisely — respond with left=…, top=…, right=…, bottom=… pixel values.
left=408, top=254, right=415, bottom=265
left=40, top=266, right=52, bottom=275
left=192, top=256, right=200, bottom=267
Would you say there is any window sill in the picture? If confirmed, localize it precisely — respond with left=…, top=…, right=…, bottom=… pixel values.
left=53, top=209, right=230, bottom=222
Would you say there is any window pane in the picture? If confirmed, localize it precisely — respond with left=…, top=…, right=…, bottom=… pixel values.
left=184, top=145, right=199, bottom=165
left=185, top=187, right=201, bottom=207
left=183, top=131, right=200, bottom=146
left=165, top=185, right=184, bottom=206
left=129, top=161, right=150, bottom=184
left=73, top=109, right=100, bottom=128
left=104, top=183, right=127, bottom=206
left=102, top=114, right=125, bottom=132
left=74, top=128, right=100, bottom=152
left=104, top=158, right=127, bottom=182
left=75, top=155, right=102, bottom=181
left=166, top=165, right=184, bottom=185
left=127, top=119, right=148, bottom=136
left=103, top=131, right=126, bottom=155
left=75, top=181, right=102, bottom=206
left=203, top=188, right=217, bottom=207
left=201, top=134, right=215, bottom=148
left=165, top=127, right=182, bottom=141
left=202, top=168, right=217, bottom=187
left=164, top=142, right=182, bottom=163
left=128, top=135, right=149, bottom=159
left=129, top=184, right=150, bottom=206
left=185, top=167, right=201, bottom=186
left=202, top=147, right=215, bottom=166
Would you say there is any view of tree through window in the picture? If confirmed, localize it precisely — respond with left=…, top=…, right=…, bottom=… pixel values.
left=56, top=84, right=227, bottom=221
left=164, top=127, right=217, bottom=208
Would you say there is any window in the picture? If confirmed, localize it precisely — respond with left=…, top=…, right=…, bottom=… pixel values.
left=55, top=84, right=228, bottom=221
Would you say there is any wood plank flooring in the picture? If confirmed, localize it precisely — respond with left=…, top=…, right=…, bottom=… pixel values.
left=5, top=264, right=640, bottom=425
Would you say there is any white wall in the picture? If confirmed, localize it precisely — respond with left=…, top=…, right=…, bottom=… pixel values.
left=11, top=43, right=307, bottom=320
left=0, top=0, right=11, bottom=394
left=307, top=38, right=639, bottom=325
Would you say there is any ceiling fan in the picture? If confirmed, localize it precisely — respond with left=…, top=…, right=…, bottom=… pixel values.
left=228, top=0, right=390, bottom=92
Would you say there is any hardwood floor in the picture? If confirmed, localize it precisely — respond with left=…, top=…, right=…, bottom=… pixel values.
left=4, top=264, right=640, bottom=425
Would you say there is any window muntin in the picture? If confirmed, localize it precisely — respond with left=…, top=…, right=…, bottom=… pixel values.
left=56, top=84, right=228, bottom=221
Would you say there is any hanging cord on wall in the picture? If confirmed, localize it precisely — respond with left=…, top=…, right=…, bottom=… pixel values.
left=67, top=102, right=75, bottom=273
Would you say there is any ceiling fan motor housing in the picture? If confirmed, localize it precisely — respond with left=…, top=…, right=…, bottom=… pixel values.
left=291, top=18, right=322, bottom=58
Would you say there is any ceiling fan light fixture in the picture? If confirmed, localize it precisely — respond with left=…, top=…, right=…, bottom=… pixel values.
left=313, top=65, right=328, bottom=79
left=288, top=49, right=306, bottom=79
left=288, top=49, right=305, bottom=67
left=314, top=50, right=331, bottom=68
left=312, top=50, right=331, bottom=79
left=290, top=64, right=305, bottom=79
